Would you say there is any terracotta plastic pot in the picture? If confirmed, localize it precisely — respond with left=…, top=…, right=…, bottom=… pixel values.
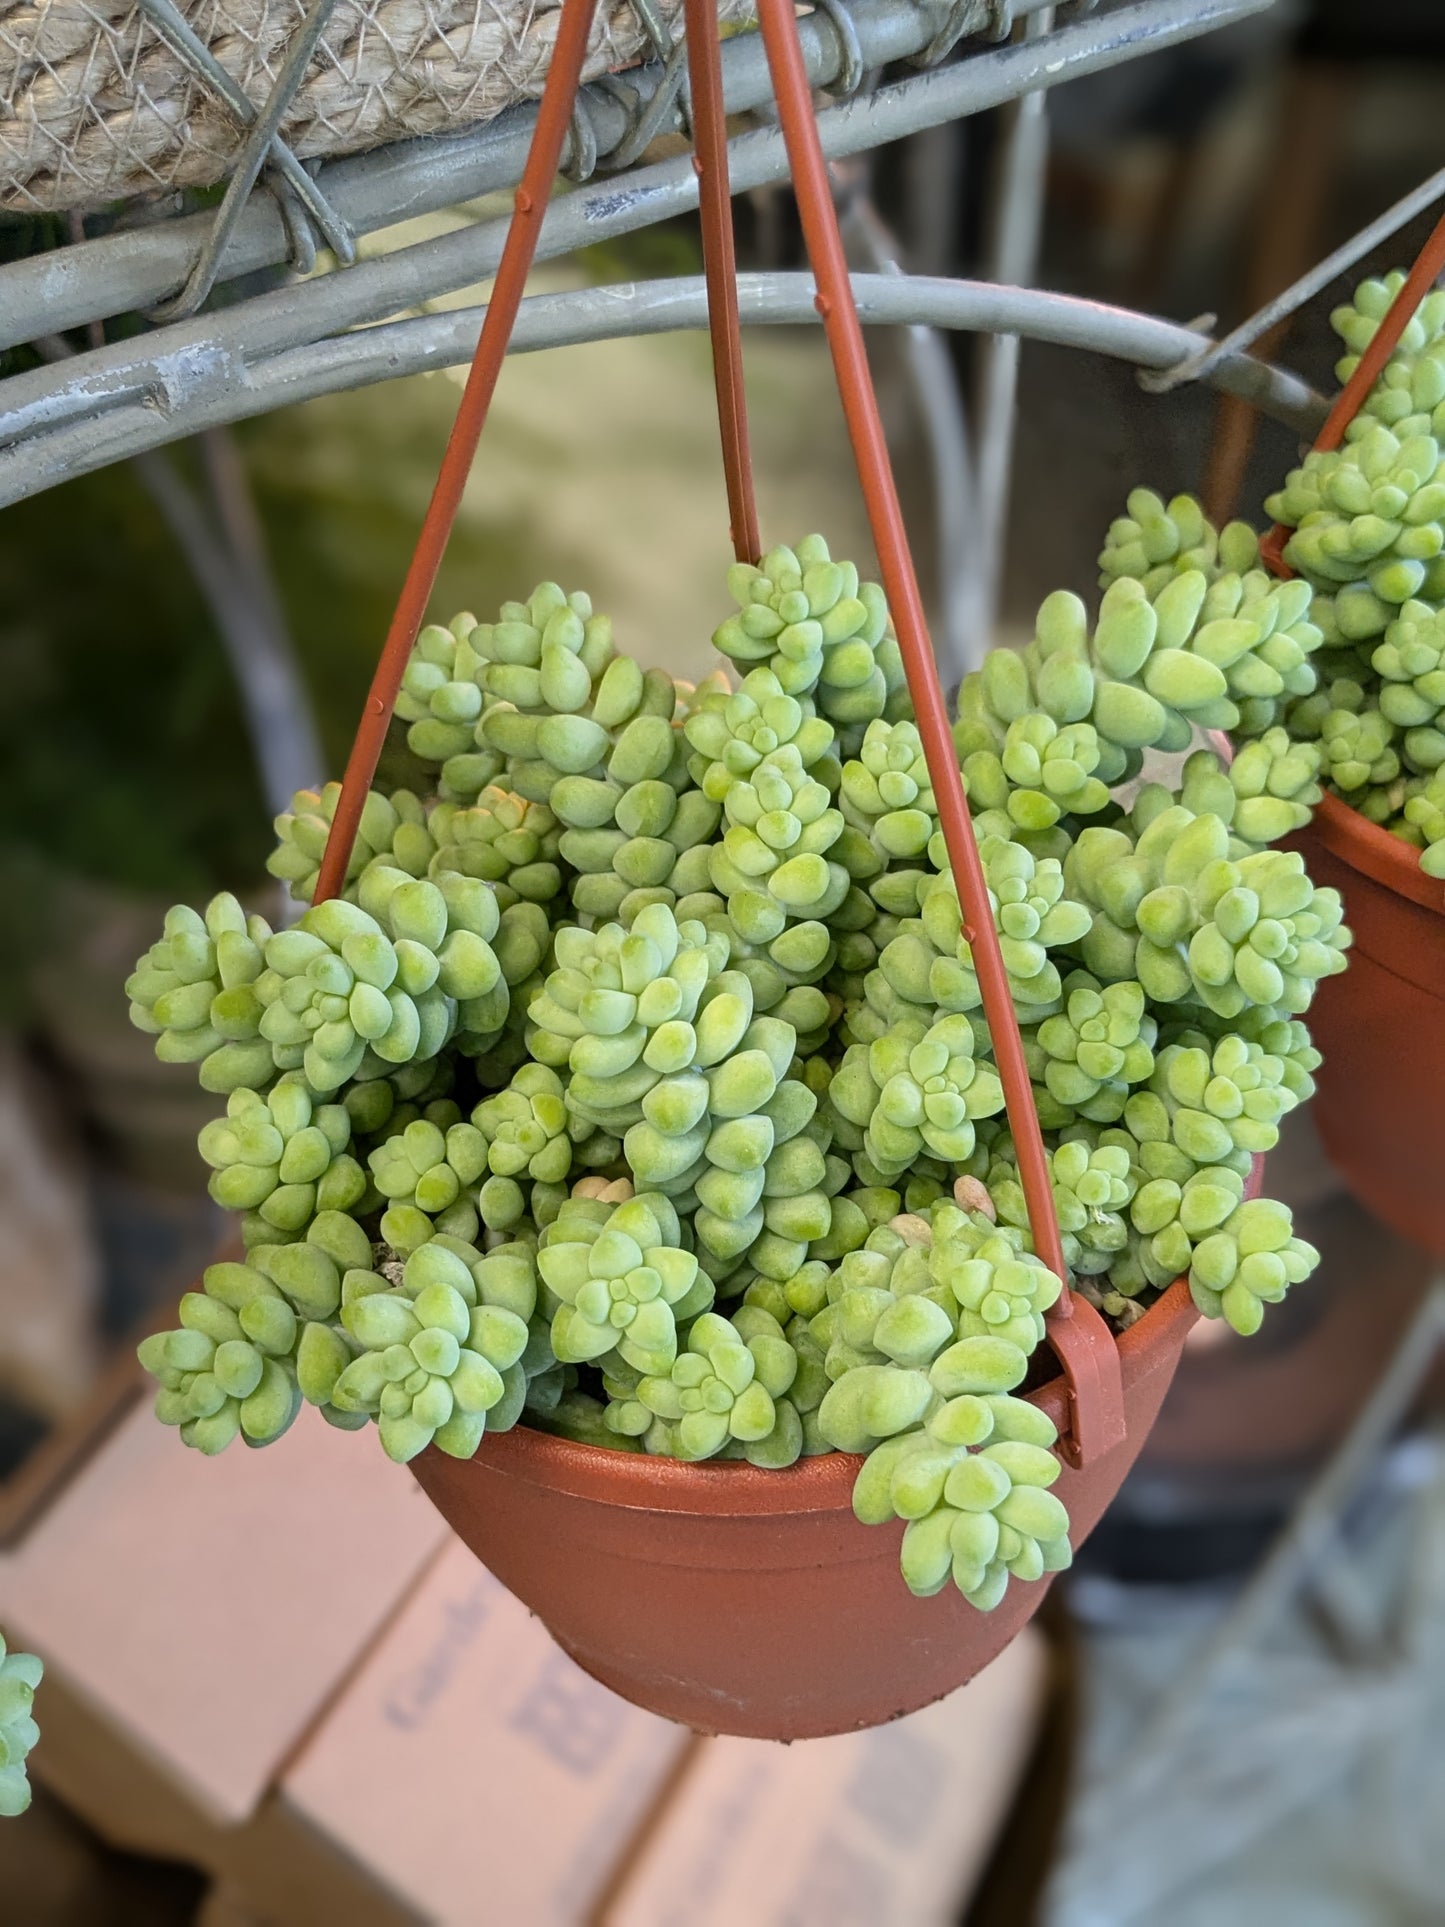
left=1289, top=794, right=1445, bottom=1256
left=411, top=1279, right=1200, bottom=1739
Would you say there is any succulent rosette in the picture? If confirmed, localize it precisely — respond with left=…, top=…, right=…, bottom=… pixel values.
left=268, top=784, right=436, bottom=903
left=126, top=893, right=276, bottom=1094
left=712, top=534, right=905, bottom=735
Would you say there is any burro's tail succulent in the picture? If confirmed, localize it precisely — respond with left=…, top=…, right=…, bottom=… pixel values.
left=538, top=1190, right=712, bottom=1377
left=333, top=1241, right=531, bottom=1462
left=814, top=1202, right=1071, bottom=1611
left=0, top=1635, right=42, bottom=1817
left=712, top=533, right=905, bottom=735
left=1067, top=806, right=1351, bottom=1018
left=124, top=524, right=1341, bottom=1626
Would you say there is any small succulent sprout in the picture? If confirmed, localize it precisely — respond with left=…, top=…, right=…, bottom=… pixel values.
left=1230, top=1008, right=1324, bottom=1103
left=539, top=671, right=720, bottom=924
left=705, top=737, right=850, bottom=935
left=1075, top=560, right=1326, bottom=747
left=1069, top=807, right=1352, bottom=1019
left=813, top=1226, right=947, bottom=1381
left=533, top=1387, right=644, bottom=1451
left=1147, top=1033, right=1302, bottom=1161
left=126, top=892, right=277, bottom=1095
left=138, top=1259, right=304, bottom=1455
left=1186, top=569, right=1325, bottom=732
left=691, top=1058, right=824, bottom=1269
left=684, top=665, right=836, bottom=789
left=199, top=1076, right=363, bottom=1238
left=964, top=714, right=1112, bottom=834
left=538, top=1192, right=709, bottom=1376
left=928, top=1208, right=1064, bottom=1354
left=1371, top=599, right=1445, bottom=742
left=368, top=1101, right=488, bottom=1247
left=1127, top=1161, right=1248, bottom=1290
left=838, top=718, right=938, bottom=858
left=828, top=1013, right=1006, bottom=1176
left=713, top=534, right=903, bottom=730
left=1027, top=973, right=1156, bottom=1124
left=1048, top=1139, right=1136, bottom=1275
left=854, top=1378, right=1069, bottom=1608
left=0, top=1634, right=42, bottom=1817
left=1224, top=732, right=1325, bottom=846
left=428, top=788, right=563, bottom=909
left=1331, top=274, right=1445, bottom=436
left=473, top=1063, right=574, bottom=1229
left=882, top=834, right=1090, bottom=1019
left=268, top=783, right=436, bottom=903
left=466, top=581, right=616, bottom=719
left=531, top=902, right=748, bottom=1130
left=1188, top=1195, right=1321, bottom=1335
left=256, top=877, right=504, bottom=1091
left=334, top=1240, right=528, bottom=1461
left=1181, top=847, right=1351, bottom=1020
left=622, top=1308, right=799, bottom=1462
left=1098, top=487, right=1258, bottom=599
left=1288, top=676, right=1403, bottom=793
left=1401, top=767, right=1445, bottom=876
left=396, top=614, right=491, bottom=765
left=1267, top=422, right=1445, bottom=608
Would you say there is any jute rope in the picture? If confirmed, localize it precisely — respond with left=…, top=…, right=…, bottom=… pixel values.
left=0, top=0, right=748, bottom=215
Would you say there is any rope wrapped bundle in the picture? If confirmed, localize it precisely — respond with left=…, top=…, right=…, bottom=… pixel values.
left=0, top=0, right=748, bottom=214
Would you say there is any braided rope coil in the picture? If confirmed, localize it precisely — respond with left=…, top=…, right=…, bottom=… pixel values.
left=0, top=0, right=748, bottom=214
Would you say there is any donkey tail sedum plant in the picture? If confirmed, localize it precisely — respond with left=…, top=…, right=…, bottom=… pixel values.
left=0, top=1634, right=41, bottom=1816
left=127, top=527, right=1339, bottom=1619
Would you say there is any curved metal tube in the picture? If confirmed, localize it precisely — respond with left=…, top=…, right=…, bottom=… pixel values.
left=0, top=0, right=1247, bottom=355
left=0, top=0, right=1272, bottom=452
left=0, top=273, right=1326, bottom=509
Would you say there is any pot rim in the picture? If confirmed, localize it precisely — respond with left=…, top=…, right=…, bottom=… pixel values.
left=453, top=1276, right=1203, bottom=1518
left=1312, top=792, right=1445, bottom=916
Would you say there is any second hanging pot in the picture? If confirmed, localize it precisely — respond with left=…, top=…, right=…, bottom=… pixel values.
left=1289, top=795, right=1445, bottom=1255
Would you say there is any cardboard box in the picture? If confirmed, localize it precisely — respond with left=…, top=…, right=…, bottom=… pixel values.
left=0, top=1398, right=453, bottom=1862
left=237, top=1541, right=694, bottom=1925
left=3, top=1379, right=1046, bottom=1926
left=229, top=1548, right=1043, bottom=1927
left=603, top=1631, right=1047, bottom=1927
left=0, top=1230, right=236, bottom=1548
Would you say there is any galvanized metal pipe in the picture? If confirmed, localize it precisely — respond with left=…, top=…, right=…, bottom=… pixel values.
left=0, top=0, right=1274, bottom=458
left=1144, top=161, right=1445, bottom=395
left=0, top=0, right=1063, bottom=351
left=0, top=272, right=1326, bottom=507
left=965, top=4, right=1055, bottom=656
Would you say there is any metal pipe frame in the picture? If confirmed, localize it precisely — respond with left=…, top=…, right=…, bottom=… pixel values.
left=0, top=271, right=1325, bottom=508
left=0, top=0, right=1275, bottom=503
left=966, top=3, right=1055, bottom=655
left=1, top=0, right=1070, bottom=351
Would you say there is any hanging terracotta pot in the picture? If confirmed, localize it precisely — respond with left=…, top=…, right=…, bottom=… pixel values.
left=304, top=0, right=1269, bottom=1744
left=1289, top=795, right=1445, bottom=1257
left=411, top=1278, right=1198, bottom=1740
